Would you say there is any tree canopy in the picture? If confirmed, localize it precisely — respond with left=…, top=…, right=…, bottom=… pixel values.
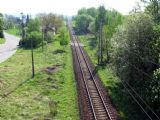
left=0, top=13, right=4, bottom=38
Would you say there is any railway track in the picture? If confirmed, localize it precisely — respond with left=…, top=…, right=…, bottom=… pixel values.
left=69, top=23, right=119, bottom=120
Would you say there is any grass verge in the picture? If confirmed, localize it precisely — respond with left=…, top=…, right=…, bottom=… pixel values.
left=0, top=38, right=5, bottom=44
left=5, top=28, right=20, bottom=36
left=0, top=41, right=79, bottom=120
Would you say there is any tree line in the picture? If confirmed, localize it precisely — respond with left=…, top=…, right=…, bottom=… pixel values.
left=3, top=13, right=69, bottom=49
left=0, top=13, right=4, bottom=38
left=73, top=7, right=124, bottom=64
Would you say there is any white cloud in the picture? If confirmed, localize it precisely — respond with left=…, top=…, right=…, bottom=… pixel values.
left=0, top=0, right=140, bottom=16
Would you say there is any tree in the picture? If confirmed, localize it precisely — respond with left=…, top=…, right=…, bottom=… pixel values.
left=37, top=13, right=63, bottom=45
left=19, top=18, right=42, bottom=48
left=75, top=14, right=93, bottom=34
left=87, top=7, right=97, bottom=17
left=145, top=0, right=160, bottom=23
left=37, top=13, right=63, bottom=34
left=59, top=27, right=69, bottom=47
left=0, top=13, right=4, bottom=38
left=26, top=18, right=40, bottom=33
left=3, top=14, right=21, bottom=30
left=96, top=6, right=107, bottom=64
left=77, top=8, right=87, bottom=15
left=112, top=13, right=159, bottom=111
left=103, top=10, right=124, bottom=62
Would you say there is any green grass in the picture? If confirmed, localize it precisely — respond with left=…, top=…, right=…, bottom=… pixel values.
left=0, top=41, right=79, bottom=119
left=5, top=28, right=20, bottom=36
left=0, top=38, right=5, bottom=44
left=79, top=34, right=146, bottom=120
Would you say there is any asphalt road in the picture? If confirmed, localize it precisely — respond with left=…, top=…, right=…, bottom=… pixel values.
left=0, top=32, right=20, bottom=63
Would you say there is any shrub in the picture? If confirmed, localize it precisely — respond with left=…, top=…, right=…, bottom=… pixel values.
left=59, top=27, right=69, bottom=46
left=20, top=31, right=42, bottom=48
left=46, top=32, right=54, bottom=43
left=0, top=13, right=4, bottom=38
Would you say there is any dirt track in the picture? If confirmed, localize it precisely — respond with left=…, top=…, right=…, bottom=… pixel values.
left=0, top=32, right=20, bottom=63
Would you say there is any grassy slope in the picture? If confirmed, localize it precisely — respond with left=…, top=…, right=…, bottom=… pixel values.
left=5, top=28, right=20, bottom=36
left=0, top=41, right=79, bottom=119
left=79, top=35, right=145, bottom=120
left=0, top=38, right=5, bottom=44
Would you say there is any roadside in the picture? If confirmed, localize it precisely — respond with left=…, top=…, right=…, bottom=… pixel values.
left=0, top=34, right=79, bottom=119
left=0, top=42, right=79, bottom=120
left=0, top=38, right=5, bottom=44
left=0, top=32, right=20, bottom=63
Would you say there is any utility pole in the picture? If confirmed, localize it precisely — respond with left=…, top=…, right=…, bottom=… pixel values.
left=42, top=28, right=44, bottom=52
left=100, top=21, right=103, bottom=64
left=20, top=13, right=25, bottom=40
left=98, top=30, right=100, bottom=65
left=31, top=39, right=35, bottom=78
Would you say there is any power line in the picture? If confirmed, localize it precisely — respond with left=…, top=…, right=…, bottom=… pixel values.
left=119, top=61, right=160, bottom=119
left=127, top=62, right=154, bottom=80
left=124, top=80, right=160, bottom=120
left=123, top=43, right=160, bottom=67
left=120, top=80, right=153, bottom=120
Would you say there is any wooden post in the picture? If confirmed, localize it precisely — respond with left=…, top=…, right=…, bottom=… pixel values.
left=31, top=39, right=35, bottom=78
left=42, top=30, right=44, bottom=52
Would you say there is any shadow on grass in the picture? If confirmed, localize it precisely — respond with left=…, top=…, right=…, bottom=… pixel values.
left=88, top=37, right=97, bottom=50
left=0, top=75, right=36, bottom=102
left=53, top=49, right=66, bottom=54
left=92, top=64, right=149, bottom=119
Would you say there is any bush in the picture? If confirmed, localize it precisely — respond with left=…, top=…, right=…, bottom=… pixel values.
left=20, top=31, right=42, bottom=48
left=0, top=13, right=4, bottom=38
left=59, top=27, right=69, bottom=46
left=46, top=32, right=54, bottom=43
left=112, top=13, right=160, bottom=112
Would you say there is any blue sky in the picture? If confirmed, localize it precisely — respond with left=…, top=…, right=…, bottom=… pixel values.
left=0, top=0, right=141, bottom=16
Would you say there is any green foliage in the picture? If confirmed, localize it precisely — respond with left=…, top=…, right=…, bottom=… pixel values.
left=151, top=68, right=160, bottom=111
left=0, top=41, right=79, bottom=119
left=79, top=35, right=146, bottom=120
left=112, top=13, right=154, bottom=78
left=103, top=10, right=124, bottom=62
left=3, top=14, right=21, bottom=30
left=77, top=8, right=87, bottom=15
left=74, top=7, right=124, bottom=64
left=75, top=14, right=94, bottom=34
left=104, top=10, right=124, bottom=39
left=6, top=27, right=20, bottom=36
left=0, top=38, right=5, bottom=44
left=37, top=13, right=63, bottom=33
left=21, top=31, right=42, bottom=48
left=96, top=6, right=107, bottom=29
left=145, top=0, right=160, bottom=23
left=78, top=7, right=97, bottom=17
left=0, top=13, right=4, bottom=38
left=46, top=32, right=54, bottom=43
left=20, top=18, right=42, bottom=48
left=59, top=27, right=69, bottom=46
left=112, top=13, right=160, bottom=112
left=87, top=7, right=97, bottom=17
left=26, top=18, right=40, bottom=33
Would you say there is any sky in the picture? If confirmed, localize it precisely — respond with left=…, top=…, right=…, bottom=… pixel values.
left=0, top=0, right=141, bottom=16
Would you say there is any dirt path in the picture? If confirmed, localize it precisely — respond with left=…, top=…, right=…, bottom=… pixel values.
left=0, top=32, right=20, bottom=63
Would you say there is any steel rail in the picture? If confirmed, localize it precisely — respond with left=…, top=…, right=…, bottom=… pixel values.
left=73, top=34, right=113, bottom=120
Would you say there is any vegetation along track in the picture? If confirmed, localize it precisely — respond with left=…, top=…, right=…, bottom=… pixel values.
left=68, top=23, right=120, bottom=120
